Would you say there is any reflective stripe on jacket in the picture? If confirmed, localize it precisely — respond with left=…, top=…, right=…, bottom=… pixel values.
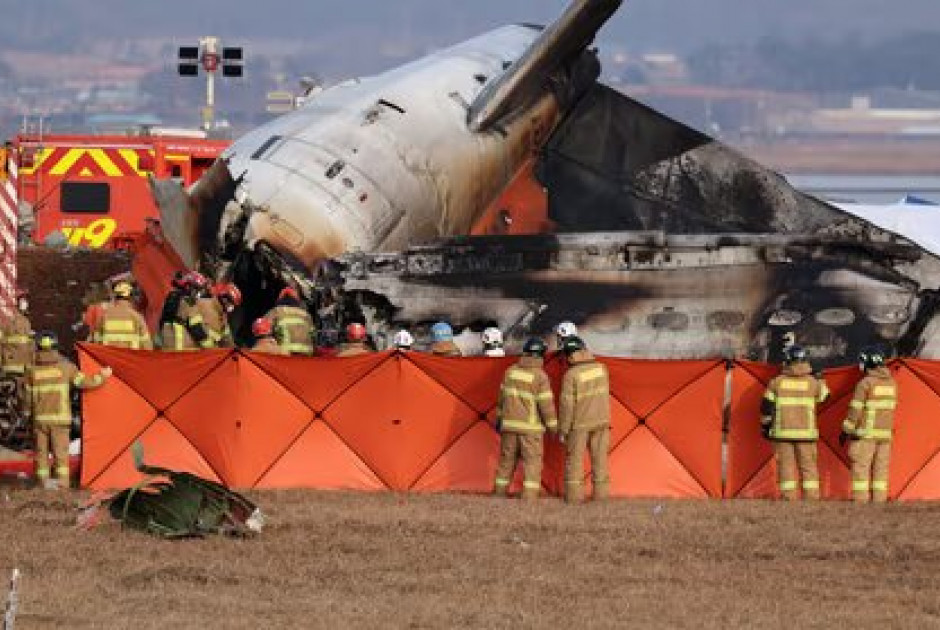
left=266, top=306, right=314, bottom=355
left=160, top=299, right=202, bottom=351
left=26, top=352, right=105, bottom=426
left=843, top=367, right=897, bottom=440
left=0, top=312, right=34, bottom=373
left=559, top=351, right=610, bottom=434
left=93, top=300, right=152, bottom=350
left=498, top=356, right=557, bottom=434
left=196, top=297, right=232, bottom=348
left=763, top=362, right=829, bottom=440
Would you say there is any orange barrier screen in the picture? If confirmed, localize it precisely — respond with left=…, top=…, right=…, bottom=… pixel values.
left=77, top=347, right=940, bottom=500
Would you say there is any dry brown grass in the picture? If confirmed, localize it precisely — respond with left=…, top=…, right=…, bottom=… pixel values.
left=1, top=489, right=940, bottom=629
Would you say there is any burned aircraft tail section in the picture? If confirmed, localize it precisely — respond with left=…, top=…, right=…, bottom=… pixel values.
left=150, top=158, right=238, bottom=272
left=468, top=0, right=622, bottom=132
left=537, top=84, right=901, bottom=241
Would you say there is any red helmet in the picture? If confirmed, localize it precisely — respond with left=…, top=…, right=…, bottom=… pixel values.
left=184, top=271, right=208, bottom=289
left=279, top=286, right=299, bottom=301
left=252, top=318, right=273, bottom=338
left=213, top=283, right=242, bottom=307
left=346, top=323, right=367, bottom=342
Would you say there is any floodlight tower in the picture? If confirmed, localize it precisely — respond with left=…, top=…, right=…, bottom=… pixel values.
left=177, top=37, right=244, bottom=131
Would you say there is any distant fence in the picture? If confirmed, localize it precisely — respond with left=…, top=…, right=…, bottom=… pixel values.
left=77, top=345, right=940, bottom=500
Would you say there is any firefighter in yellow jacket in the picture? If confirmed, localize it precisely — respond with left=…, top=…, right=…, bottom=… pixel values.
left=559, top=336, right=611, bottom=503
left=841, top=347, right=897, bottom=503
left=26, top=332, right=110, bottom=488
left=91, top=281, right=152, bottom=350
left=493, top=338, right=557, bottom=501
left=761, top=345, right=830, bottom=500
left=265, top=287, right=315, bottom=356
left=1, top=289, right=35, bottom=416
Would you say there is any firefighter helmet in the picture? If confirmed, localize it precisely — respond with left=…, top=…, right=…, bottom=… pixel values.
left=171, top=271, right=187, bottom=291
left=346, top=322, right=367, bottom=342
left=184, top=271, right=208, bottom=289
left=431, top=322, right=453, bottom=343
left=561, top=335, right=586, bottom=356
left=555, top=321, right=578, bottom=340
left=393, top=329, right=414, bottom=349
left=37, top=331, right=58, bottom=351
left=279, top=286, right=299, bottom=302
left=214, top=283, right=242, bottom=308
left=481, top=327, right=503, bottom=348
left=252, top=318, right=273, bottom=338
left=523, top=337, right=547, bottom=357
left=113, top=281, right=134, bottom=299
left=783, top=345, right=808, bottom=365
left=859, top=347, right=886, bottom=371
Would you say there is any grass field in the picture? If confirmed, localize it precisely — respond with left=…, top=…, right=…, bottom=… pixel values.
left=2, top=489, right=940, bottom=629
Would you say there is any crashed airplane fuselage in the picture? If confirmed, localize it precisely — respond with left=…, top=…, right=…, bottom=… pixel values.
left=152, top=0, right=940, bottom=365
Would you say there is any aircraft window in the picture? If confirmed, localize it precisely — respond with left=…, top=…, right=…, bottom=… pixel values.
left=250, top=135, right=282, bottom=161
left=474, top=74, right=488, bottom=84
left=378, top=99, right=406, bottom=114
left=325, top=160, right=345, bottom=179
left=61, top=182, right=110, bottom=214
left=342, top=177, right=354, bottom=189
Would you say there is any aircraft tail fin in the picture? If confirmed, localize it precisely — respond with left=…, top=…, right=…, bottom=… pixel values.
left=149, top=158, right=237, bottom=270
left=467, top=0, right=622, bottom=133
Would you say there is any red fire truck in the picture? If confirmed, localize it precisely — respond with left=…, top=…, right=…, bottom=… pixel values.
left=1, top=130, right=228, bottom=250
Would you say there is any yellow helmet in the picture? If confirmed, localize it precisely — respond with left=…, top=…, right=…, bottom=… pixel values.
left=113, top=281, right=134, bottom=299
left=37, top=332, right=57, bottom=351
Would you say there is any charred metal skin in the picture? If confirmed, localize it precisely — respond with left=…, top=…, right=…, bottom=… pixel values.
left=325, top=233, right=929, bottom=366
left=150, top=0, right=940, bottom=362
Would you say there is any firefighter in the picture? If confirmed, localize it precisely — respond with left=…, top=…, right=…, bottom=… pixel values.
left=493, top=337, right=557, bottom=501
left=194, top=283, right=237, bottom=348
left=249, top=318, right=286, bottom=355
left=1, top=289, right=35, bottom=420
left=559, top=336, right=611, bottom=503
left=392, top=329, right=414, bottom=351
left=336, top=323, right=372, bottom=357
left=91, top=281, right=152, bottom=350
left=429, top=322, right=461, bottom=357
left=761, top=345, right=830, bottom=500
left=26, top=332, right=110, bottom=489
left=160, top=272, right=211, bottom=351
left=841, top=347, right=897, bottom=503
left=481, top=327, right=505, bottom=357
left=156, top=271, right=188, bottom=349
left=265, top=287, right=315, bottom=356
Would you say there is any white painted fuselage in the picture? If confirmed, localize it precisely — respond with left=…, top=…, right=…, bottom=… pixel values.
left=222, top=26, right=561, bottom=270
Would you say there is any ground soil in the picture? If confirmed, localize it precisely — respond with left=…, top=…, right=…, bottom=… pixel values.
left=1, top=490, right=939, bottom=629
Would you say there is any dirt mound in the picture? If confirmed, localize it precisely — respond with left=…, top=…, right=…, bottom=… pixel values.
left=1, top=490, right=939, bottom=629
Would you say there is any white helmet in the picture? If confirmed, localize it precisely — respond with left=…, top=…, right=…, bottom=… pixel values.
left=481, top=327, right=503, bottom=347
left=555, top=321, right=578, bottom=340
left=393, top=329, right=414, bottom=349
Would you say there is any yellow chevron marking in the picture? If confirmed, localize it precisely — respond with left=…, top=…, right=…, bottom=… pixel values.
left=118, top=148, right=147, bottom=175
left=49, top=149, right=84, bottom=176
left=88, top=149, right=123, bottom=177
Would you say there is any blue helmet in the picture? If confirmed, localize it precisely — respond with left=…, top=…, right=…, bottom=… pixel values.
left=430, top=322, right=453, bottom=343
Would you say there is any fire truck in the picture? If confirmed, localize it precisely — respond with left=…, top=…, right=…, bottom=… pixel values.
left=1, top=130, right=229, bottom=250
